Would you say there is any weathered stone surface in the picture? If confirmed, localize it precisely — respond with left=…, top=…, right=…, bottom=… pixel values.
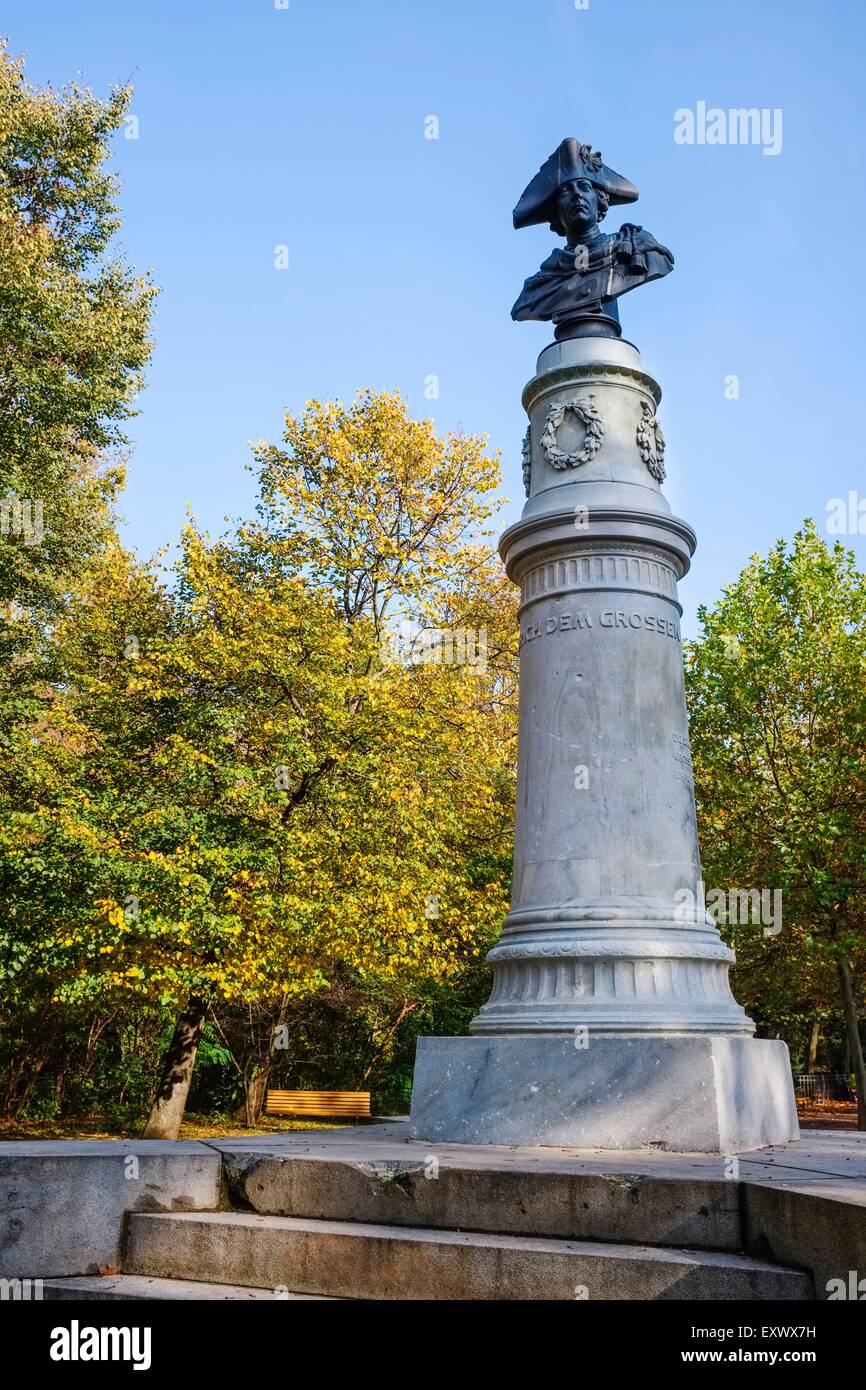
left=125, top=1210, right=813, bottom=1301
left=0, top=1141, right=221, bottom=1280
left=5, top=1126, right=862, bottom=1298
left=743, top=1185, right=866, bottom=1301
left=409, top=1035, right=798, bottom=1152
left=41, top=1274, right=335, bottom=1300
left=224, top=1150, right=741, bottom=1250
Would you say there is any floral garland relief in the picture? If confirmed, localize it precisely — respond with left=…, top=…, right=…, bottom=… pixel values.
left=636, top=400, right=666, bottom=482
left=540, top=396, right=605, bottom=470
left=522, top=426, right=532, bottom=496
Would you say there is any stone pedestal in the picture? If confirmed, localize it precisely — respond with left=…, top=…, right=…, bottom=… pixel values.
left=410, top=335, right=799, bottom=1152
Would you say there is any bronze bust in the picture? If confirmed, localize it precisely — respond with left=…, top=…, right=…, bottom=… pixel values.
left=511, top=138, right=674, bottom=340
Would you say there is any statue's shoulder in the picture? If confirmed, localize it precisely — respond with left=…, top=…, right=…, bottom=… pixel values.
left=615, top=223, right=674, bottom=264
left=614, top=221, right=645, bottom=240
left=537, top=247, right=577, bottom=272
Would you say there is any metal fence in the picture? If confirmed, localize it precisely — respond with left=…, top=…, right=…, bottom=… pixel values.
left=794, top=1073, right=855, bottom=1103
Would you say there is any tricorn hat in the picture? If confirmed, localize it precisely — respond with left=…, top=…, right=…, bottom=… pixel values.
left=513, top=138, right=639, bottom=232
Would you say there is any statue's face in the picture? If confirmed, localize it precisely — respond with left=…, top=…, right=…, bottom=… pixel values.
left=556, top=178, right=600, bottom=239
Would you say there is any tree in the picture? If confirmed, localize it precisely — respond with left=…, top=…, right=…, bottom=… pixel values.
left=2, top=392, right=516, bottom=1136
left=136, top=391, right=517, bottom=1132
left=685, top=523, right=866, bottom=1126
left=0, top=45, right=155, bottom=1122
left=0, top=41, right=154, bottom=618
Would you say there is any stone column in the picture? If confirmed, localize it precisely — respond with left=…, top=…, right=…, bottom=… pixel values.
left=409, top=335, right=799, bottom=1152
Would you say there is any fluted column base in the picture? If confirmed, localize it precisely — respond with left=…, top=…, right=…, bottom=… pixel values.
left=471, top=900, right=752, bottom=1036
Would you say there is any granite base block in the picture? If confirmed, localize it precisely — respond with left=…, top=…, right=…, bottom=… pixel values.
left=408, top=1035, right=799, bottom=1153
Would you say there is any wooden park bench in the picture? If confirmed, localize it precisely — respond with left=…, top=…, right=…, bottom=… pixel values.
left=264, top=1089, right=372, bottom=1120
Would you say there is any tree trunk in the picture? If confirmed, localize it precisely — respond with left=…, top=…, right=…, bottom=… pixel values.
left=361, top=1001, right=418, bottom=1083
left=837, top=957, right=866, bottom=1130
left=807, top=1020, right=820, bottom=1072
left=244, top=1069, right=270, bottom=1127
left=142, top=997, right=208, bottom=1139
left=242, top=993, right=291, bottom=1126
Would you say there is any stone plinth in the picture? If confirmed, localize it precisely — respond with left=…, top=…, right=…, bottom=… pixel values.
left=410, top=335, right=799, bottom=1152
left=409, top=1036, right=798, bottom=1151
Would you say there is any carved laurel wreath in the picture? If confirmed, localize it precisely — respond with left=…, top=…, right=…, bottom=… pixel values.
left=636, top=400, right=666, bottom=481
left=521, top=426, right=532, bottom=496
left=540, top=396, right=604, bottom=470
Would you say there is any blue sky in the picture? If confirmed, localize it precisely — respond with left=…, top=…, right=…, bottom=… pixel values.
left=6, top=0, right=865, bottom=632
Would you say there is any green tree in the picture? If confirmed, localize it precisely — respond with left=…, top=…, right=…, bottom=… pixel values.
left=685, top=523, right=866, bottom=1126
left=0, top=41, right=154, bottom=617
left=137, top=392, right=517, bottom=1134
left=0, top=45, right=155, bottom=1122
left=2, top=392, right=516, bottom=1137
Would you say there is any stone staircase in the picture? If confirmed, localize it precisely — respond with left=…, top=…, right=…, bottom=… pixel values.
left=42, top=1148, right=815, bottom=1300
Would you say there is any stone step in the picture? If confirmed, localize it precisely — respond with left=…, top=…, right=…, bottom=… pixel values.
left=41, top=1274, right=336, bottom=1301
left=223, top=1150, right=742, bottom=1250
left=124, top=1210, right=814, bottom=1301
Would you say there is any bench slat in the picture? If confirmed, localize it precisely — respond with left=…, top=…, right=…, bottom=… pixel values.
left=265, top=1089, right=371, bottom=1118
